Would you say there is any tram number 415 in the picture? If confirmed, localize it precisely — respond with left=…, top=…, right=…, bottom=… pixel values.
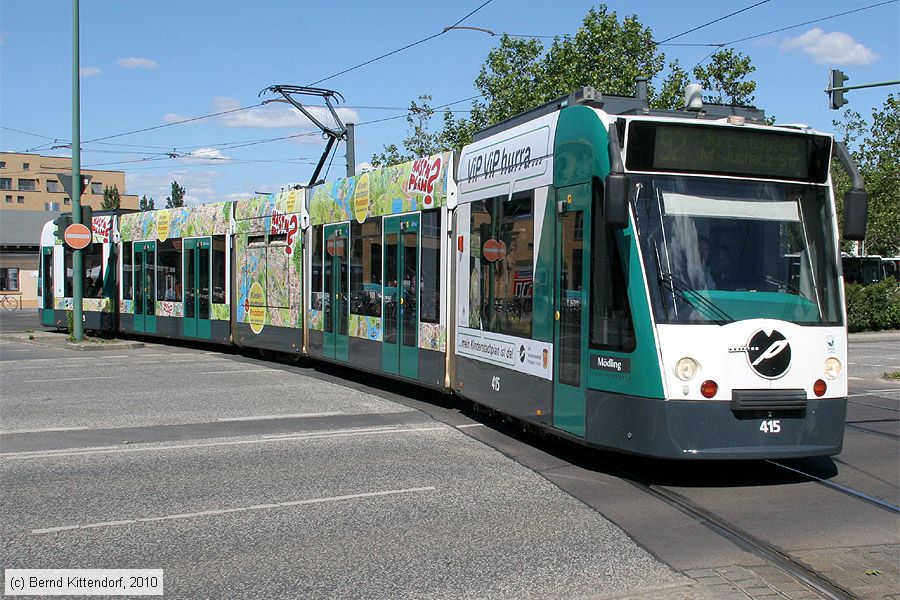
left=759, top=420, right=781, bottom=434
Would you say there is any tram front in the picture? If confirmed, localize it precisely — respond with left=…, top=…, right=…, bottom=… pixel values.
left=622, top=118, right=864, bottom=458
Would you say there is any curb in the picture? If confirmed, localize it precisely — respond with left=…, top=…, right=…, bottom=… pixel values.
left=1, top=333, right=144, bottom=352
left=848, top=330, right=900, bottom=342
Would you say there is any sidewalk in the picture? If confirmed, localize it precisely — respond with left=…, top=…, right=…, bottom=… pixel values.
left=848, top=330, right=900, bottom=343
left=0, top=330, right=144, bottom=351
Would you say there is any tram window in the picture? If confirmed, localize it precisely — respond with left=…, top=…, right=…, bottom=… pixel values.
left=468, top=192, right=534, bottom=337
left=83, top=244, right=104, bottom=298
left=157, top=239, right=181, bottom=302
left=64, top=247, right=73, bottom=297
left=311, top=225, right=324, bottom=311
left=350, top=219, right=382, bottom=318
left=248, top=235, right=266, bottom=246
left=268, top=233, right=286, bottom=245
left=590, top=180, right=635, bottom=352
left=420, top=210, right=440, bottom=324
left=212, top=236, right=226, bottom=304
left=123, top=242, right=133, bottom=300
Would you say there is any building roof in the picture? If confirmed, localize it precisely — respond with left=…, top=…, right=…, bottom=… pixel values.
left=0, top=210, right=56, bottom=247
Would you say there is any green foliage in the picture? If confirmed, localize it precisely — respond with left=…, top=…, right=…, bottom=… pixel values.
left=165, top=181, right=186, bottom=208
left=371, top=96, right=443, bottom=167
left=66, top=309, right=75, bottom=341
left=101, top=185, right=121, bottom=210
left=139, top=194, right=155, bottom=211
left=831, top=95, right=900, bottom=256
left=381, top=5, right=761, bottom=156
left=845, top=278, right=900, bottom=332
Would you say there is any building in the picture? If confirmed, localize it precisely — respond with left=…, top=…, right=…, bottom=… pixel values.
left=0, top=152, right=139, bottom=212
left=0, top=152, right=140, bottom=309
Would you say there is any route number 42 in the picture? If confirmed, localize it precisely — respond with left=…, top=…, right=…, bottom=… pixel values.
left=760, top=419, right=781, bottom=434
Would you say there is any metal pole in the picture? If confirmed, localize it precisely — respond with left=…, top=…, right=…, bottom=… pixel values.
left=72, top=0, right=84, bottom=341
left=345, top=123, right=355, bottom=178
left=831, top=79, right=900, bottom=92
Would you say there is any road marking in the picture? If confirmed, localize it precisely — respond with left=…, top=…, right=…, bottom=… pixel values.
left=31, top=486, right=436, bottom=535
left=1, top=426, right=90, bottom=435
left=0, top=426, right=447, bottom=460
left=848, top=376, right=864, bottom=381
left=260, top=425, right=403, bottom=438
left=456, top=423, right=486, bottom=429
left=217, top=411, right=344, bottom=422
left=23, top=375, right=117, bottom=383
left=197, top=368, right=281, bottom=375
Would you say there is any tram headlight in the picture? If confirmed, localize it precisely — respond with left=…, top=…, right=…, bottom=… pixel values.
left=675, top=357, right=699, bottom=381
left=823, top=357, right=842, bottom=380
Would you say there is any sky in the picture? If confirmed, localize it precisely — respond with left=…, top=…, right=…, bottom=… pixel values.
left=1, top=0, right=897, bottom=205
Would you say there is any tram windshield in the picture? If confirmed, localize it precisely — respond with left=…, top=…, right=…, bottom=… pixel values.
left=633, top=176, right=842, bottom=325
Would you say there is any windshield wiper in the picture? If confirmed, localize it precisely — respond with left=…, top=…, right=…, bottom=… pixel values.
left=660, top=272, right=734, bottom=325
left=765, top=275, right=813, bottom=302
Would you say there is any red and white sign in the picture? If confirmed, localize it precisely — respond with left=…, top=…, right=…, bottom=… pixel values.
left=91, top=216, right=112, bottom=243
left=482, top=239, right=507, bottom=263
left=270, top=209, right=299, bottom=255
left=408, top=155, right=443, bottom=207
left=64, top=223, right=92, bottom=249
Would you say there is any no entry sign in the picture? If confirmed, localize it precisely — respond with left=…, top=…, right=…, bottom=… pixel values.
left=64, top=223, right=92, bottom=250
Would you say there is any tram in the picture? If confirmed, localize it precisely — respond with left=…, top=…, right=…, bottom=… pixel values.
left=37, top=83, right=869, bottom=459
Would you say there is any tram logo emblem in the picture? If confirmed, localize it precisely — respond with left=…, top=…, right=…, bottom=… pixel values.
left=730, top=330, right=791, bottom=379
left=519, top=345, right=526, bottom=363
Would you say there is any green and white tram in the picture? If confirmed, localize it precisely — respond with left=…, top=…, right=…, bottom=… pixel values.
left=37, top=83, right=868, bottom=460
left=451, top=87, right=866, bottom=459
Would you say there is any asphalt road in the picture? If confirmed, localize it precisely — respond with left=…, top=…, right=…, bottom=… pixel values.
left=1, top=323, right=897, bottom=599
left=0, top=338, right=683, bottom=599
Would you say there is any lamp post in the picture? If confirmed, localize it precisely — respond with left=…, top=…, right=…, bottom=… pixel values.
left=71, top=0, right=84, bottom=341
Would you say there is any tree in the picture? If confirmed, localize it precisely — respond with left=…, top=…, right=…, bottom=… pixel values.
left=139, top=194, right=155, bottom=211
left=406, top=5, right=759, bottom=152
left=372, top=96, right=444, bottom=167
left=832, top=95, right=900, bottom=256
left=101, top=184, right=121, bottom=210
left=165, top=181, right=185, bottom=208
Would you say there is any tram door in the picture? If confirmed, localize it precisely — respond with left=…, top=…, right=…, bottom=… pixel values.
left=183, top=237, right=212, bottom=339
left=383, top=214, right=419, bottom=379
left=133, top=241, right=157, bottom=333
left=553, top=185, right=591, bottom=437
left=41, top=247, right=55, bottom=326
left=323, top=223, right=349, bottom=361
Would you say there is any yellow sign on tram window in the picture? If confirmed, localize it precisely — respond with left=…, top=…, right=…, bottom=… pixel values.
left=354, top=172, right=370, bottom=224
left=248, top=281, right=266, bottom=334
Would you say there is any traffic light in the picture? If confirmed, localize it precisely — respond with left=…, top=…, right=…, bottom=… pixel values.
left=52, top=214, right=71, bottom=242
left=830, top=69, right=849, bottom=109
left=80, top=205, right=93, bottom=228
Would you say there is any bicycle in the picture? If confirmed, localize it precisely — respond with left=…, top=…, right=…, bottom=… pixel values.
left=1, top=295, right=20, bottom=311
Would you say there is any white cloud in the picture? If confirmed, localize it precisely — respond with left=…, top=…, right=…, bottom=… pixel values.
left=163, top=113, right=190, bottom=124
left=79, top=66, right=101, bottom=77
left=118, top=57, right=159, bottom=70
left=780, top=28, right=879, bottom=65
left=357, top=162, right=375, bottom=173
left=213, top=96, right=359, bottom=130
left=178, top=148, right=230, bottom=163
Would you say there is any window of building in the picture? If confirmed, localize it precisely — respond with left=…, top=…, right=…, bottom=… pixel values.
left=47, top=180, right=62, bottom=193
left=420, top=210, right=441, bottom=324
left=18, top=179, right=36, bottom=191
left=0, top=268, right=20, bottom=292
left=1, top=178, right=12, bottom=190
left=0, top=161, right=6, bottom=168
left=4, top=195, right=11, bottom=203
left=23, top=162, right=29, bottom=170
left=64, top=198, right=71, bottom=205
left=156, top=239, right=181, bottom=301
left=91, top=182, right=103, bottom=195
left=350, top=219, right=382, bottom=318
left=468, top=191, right=535, bottom=337
left=589, top=179, right=636, bottom=352
left=17, top=196, right=24, bottom=204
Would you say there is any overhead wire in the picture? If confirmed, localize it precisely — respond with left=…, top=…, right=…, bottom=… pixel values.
left=306, top=0, right=495, bottom=86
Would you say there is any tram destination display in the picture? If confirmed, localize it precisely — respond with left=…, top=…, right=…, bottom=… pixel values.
left=626, top=121, right=831, bottom=183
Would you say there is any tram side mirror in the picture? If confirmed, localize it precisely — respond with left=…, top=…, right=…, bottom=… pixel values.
left=842, top=188, right=868, bottom=241
left=604, top=173, right=630, bottom=229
